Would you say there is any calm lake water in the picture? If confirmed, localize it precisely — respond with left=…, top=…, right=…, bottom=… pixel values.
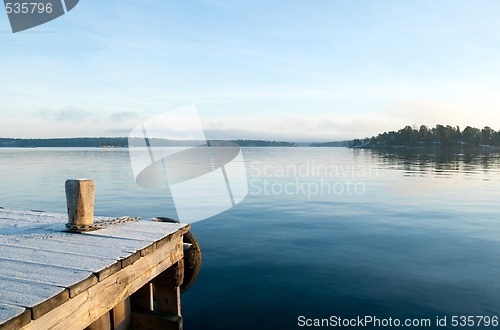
left=1, top=147, right=500, bottom=329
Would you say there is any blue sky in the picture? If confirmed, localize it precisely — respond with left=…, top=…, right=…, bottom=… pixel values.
left=1, top=0, right=500, bottom=141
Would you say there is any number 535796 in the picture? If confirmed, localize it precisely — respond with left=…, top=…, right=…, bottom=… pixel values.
left=5, top=2, right=53, bottom=14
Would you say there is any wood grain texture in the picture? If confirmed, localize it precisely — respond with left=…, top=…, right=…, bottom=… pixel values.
left=19, top=238, right=184, bottom=330
left=65, top=179, right=95, bottom=228
left=0, top=304, right=31, bottom=330
left=85, top=312, right=111, bottom=330
left=0, top=277, right=69, bottom=320
left=112, top=298, right=131, bottom=330
left=0, top=258, right=95, bottom=296
left=0, top=244, right=118, bottom=278
left=153, top=260, right=183, bottom=315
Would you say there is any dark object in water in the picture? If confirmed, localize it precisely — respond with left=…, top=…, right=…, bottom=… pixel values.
left=154, top=217, right=202, bottom=293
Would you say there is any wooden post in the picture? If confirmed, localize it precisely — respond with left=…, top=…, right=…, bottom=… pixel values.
left=112, top=298, right=132, bottom=330
left=65, top=179, right=95, bottom=231
left=153, top=259, right=184, bottom=315
left=131, top=261, right=184, bottom=330
left=85, top=312, right=111, bottom=330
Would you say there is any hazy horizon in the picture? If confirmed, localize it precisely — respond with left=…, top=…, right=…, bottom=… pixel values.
left=2, top=121, right=499, bottom=143
left=2, top=1, right=500, bottom=140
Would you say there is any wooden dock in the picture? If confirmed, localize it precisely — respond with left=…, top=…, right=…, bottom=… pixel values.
left=0, top=180, right=193, bottom=330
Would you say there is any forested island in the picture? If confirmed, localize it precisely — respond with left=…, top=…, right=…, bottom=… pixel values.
left=349, top=125, right=500, bottom=149
left=0, top=137, right=296, bottom=148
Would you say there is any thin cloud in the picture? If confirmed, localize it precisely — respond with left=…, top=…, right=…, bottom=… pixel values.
left=39, top=107, right=95, bottom=123
left=109, top=111, right=140, bottom=123
left=203, top=115, right=396, bottom=142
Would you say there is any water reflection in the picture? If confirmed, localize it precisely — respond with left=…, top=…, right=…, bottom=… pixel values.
left=367, top=149, right=500, bottom=177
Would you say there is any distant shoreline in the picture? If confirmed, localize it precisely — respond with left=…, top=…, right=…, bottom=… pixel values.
left=2, top=137, right=499, bottom=151
left=0, top=137, right=299, bottom=148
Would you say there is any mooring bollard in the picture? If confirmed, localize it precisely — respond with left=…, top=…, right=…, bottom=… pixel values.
left=65, top=179, right=95, bottom=232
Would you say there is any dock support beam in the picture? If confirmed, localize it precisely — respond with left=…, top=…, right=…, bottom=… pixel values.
left=131, top=260, right=184, bottom=330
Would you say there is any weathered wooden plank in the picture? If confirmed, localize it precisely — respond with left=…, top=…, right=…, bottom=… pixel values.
left=0, top=244, right=118, bottom=277
left=63, top=223, right=186, bottom=270
left=0, top=210, right=67, bottom=225
left=0, top=209, right=108, bottom=224
left=50, top=233, right=158, bottom=261
left=153, top=225, right=189, bottom=252
left=0, top=209, right=159, bottom=237
left=95, top=263, right=123, bottom=282
left=69, top=275, right=98, bottom=298
left=0, top=210, right=93, bottom=235
left=0, top=258, right=96, bottom=298
left=0, top=277, right=69, bottom=320
left=84, top=225, right=178, bottom=242
left=0, top=209, right=187, bottom=255
left=120, top=251, right=141, bottom=269
left=41, top=222, right=184, bottom=258
left=112, top=298, right=131, bottom=330
left=153, top=260, right=183, bottom=315
left=85, top=311, right=111, bottom=330
left=131, top=311, right=182, bottom=330
left=0, top=234, right=151, bottom=261
left=138, top=244, right=156, bottom=258
left=0, top=303, right=31, bottom=330
left=114, top=220, right=186, bottom=234
left=0, top=239, right=130, bottom=281
left=20, top=238, right=184, bottom=330
left=115, top=222, right=189, bottom=248
left=43, top=233, right=156, bottom=268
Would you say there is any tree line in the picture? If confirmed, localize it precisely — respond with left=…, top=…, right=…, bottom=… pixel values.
left=0, top=137, right=296, bottom=148
left=350, top=125, right=500, bottom=148
left=0, top=137, right=127, bottom=148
